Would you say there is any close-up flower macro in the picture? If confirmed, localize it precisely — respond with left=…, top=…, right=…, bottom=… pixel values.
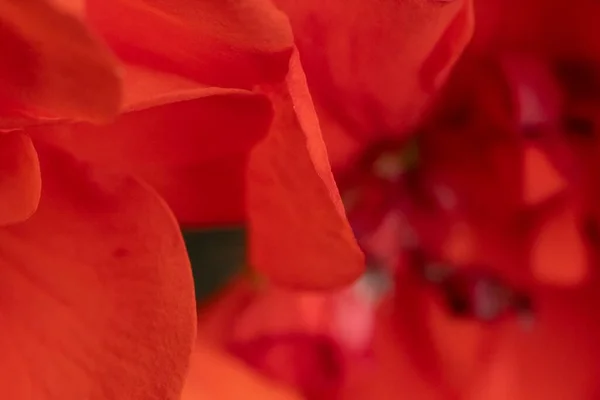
left=2, top=0, right=599, bottom=399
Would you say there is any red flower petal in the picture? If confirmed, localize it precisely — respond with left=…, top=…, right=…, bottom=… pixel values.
left=247, top=52, right=363, bottom=289
left=0, top=132, right=41, bottom=225
left=338, top=298, right=446, bottom=400
left=420, top=0, right=475, bottom=92
left=274, top=0, right=474, bottom=140
left=531, top=202, right=587, bottom=286
left=523, top=145, right=566, bottom=205
left=0, top=141, right=196, bottom=399
left=86, top=0, right=293, bottom=88
left=30, top=76, right=273, bottom=227
left=468, top=286, right=600, bottom=400
left=231, top=333, right=344, bottom=400
left=182, top=336, right=301, bottom=400
left=0, top=0, right=121, bottom=122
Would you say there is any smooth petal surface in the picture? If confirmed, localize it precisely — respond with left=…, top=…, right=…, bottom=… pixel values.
left=0, top=132, right=41, bottom=225
left=338, top=298, right=446, bottom=400
left=31, top=76, right=273, bottom=226
left=531, top=203, right=587, bottom=285
left=467, top=287, right=600, bottom=400
left=182, top=336, right=301, bottom=400
left=86, top=0, right=293, bottom=88
left=0, top=142, right=196, bottom=399
left=523, top=145, right=566, bottom=205
left=274, top=0, right=474, bottom=140
left=0, top=0, right=121, bottom=122
left=247, top=52, right=363, bottom=289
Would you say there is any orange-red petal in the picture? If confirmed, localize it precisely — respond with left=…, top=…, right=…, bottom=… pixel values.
left=0, top=141, right=196, bottom=399
left=29, top=74, right=273, bottom=226
left=86, top=0, right=293, bottom=88
left=0, top=132, right=41, bottom=225
left=274, top=0, right=474, bottom=139
left=247, top=52, right=364, bottom=289
left=531, top=203, right=587, bottom=286
left=523, top=145, right=566, bottom=205
left=467, top=286, right=600, bottom=400
left=182, top=336, right=301, bottom=400
left=0, top=0, right=121, bottom=122
left=338, top=298, right=445, bottom=400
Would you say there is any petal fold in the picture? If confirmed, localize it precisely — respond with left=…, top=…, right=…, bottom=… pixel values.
left=30, top=81, right=273, bottom=226
left=247, top=52, right=364, bottom=289
left=0, top=0, right=121, bottom=122
left=86, top=0, right=294, bottom=88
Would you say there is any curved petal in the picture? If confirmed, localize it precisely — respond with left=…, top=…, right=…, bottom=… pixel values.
left=274, top=0, right=474, bottom=140
left=29, top=80, right=273, bottom=226
left=531, top=202, right=587, bottom=286
left=86, top=0, right=293, bottom=88
left=0, top=0, right=121, bottom=122
left=0, top=141, right=196, bottom=399
left=523, top=145, right=565, bottom=205
left=338, top=298, right=447, bottom=400
left=467, top=286, right=600, bottom=400
left=230, top=333, right=344, bottom=400
left=182, top=336, right=301, bottom=400
left=0, top=132, right=41, bottom=225
left=247, top=52, right=364, bottom=289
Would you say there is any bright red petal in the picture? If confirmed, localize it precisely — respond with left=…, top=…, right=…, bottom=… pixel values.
left=338, top=298, right=446, bottom=400
left=182, top=336, right=301, bottom=400
left=247, top=52, right=364, bottom=289
left=468, top=286, right=600, bottom=400
left=0, top=0, right=121, bottom=122
left=0, top=132, right=41, bottom=225
left=86, top=0, right=293, bottom=88
left=523, top=145, right=566, bottom=205
left=0, top=141, right=196, bottom=399
left=274, top=0, right=474, bottom=140
left=29, top=76, right=273, bottom=227
left=531, top=203, right=587, bottom=286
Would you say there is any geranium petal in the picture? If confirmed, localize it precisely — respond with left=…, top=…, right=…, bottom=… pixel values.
left=420, top=0, right=475, bottom=92
left=0, top=132, right=41, bottom=225
left=274, top=0, right=474, bottom=139
left=531, top=203, right=587, bottom=285
left=500, top=55, right=562, bottom=127
left=0, top=141, right=196, bottom=399
left=523, top=145, right=566, bottom=205
left=86, top=0, right=293, bottom=88
left=182, top=336, right=301, bottom=400
left=338, top=298, right=446, bottom=400
left=0, top=0, right=121, bottom=122
left=468, top=287, right=599, bottom=400
left=30, top=80, right=273, bottom=226
left=247, top=52, right=363, bottom=289
left=425, top=293, right=496, bottom=395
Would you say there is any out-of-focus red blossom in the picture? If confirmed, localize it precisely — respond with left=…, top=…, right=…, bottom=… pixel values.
left=190, top=278, right=378, bottom=399
left=334, top=281, right=600, bottom=400
left=273, top=0, right=475, bottom=170
left=330, top=4, right=600, bottom=390
left=0, top=1, right=196, bottom=399
left=39, top=0, right=363, bottom=290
